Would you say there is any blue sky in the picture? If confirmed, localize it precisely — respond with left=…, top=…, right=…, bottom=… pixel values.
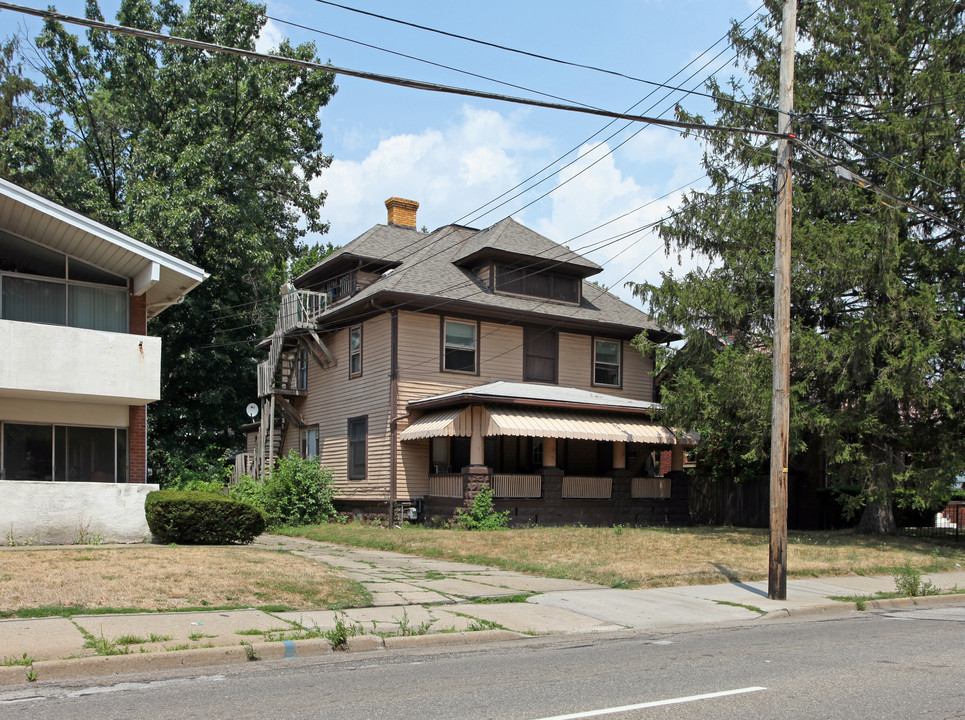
left=5, top=0, right=769, bottom=304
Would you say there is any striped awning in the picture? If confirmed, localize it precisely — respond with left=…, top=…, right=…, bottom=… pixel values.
left=485, top=407, right=697, bottom=446
left=399, top=406, right=473, bottom=440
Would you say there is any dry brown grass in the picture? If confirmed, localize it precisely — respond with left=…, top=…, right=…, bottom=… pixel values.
left=0, top=545, right=369, bottom=615
left=287, top=524, right=965, bottom=588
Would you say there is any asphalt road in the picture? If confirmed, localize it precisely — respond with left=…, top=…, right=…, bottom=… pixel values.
left=3, top=606, right=964, bottom=719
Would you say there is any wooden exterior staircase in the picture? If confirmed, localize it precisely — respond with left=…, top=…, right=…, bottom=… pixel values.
left=254, top=286, right=335, bottom=478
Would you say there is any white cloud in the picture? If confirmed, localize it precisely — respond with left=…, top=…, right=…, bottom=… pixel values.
left=313, top=105, right=547, bottom=236
left=255, top=18, right=284, bottom=54
left=310, top=106, right=712, bottom=311
left=529, top=136, right=710, bottom=306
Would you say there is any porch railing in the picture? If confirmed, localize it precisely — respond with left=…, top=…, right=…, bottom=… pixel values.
left=632, top=476, right=671, bottom=499
left=562, top=476, right=612, bottom=499
left=491, top=474, right=542, bottom=498
left=429, top=474, right=463, bottom=498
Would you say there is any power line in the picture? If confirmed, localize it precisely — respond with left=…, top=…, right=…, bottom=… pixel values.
left=0, top=2, right=788, bottom=140
left=265, top=13, right=599, bottom=111
left=309, top=0, right=778, bottom=117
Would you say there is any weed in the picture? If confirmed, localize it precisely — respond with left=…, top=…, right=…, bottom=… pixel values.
left=1, top=653, right=36, bottom=667
left=470, top=594, right=534, bottom=604
left=235, top=628, right=267, bottom=636
left=396, top=609, right=433, bottom=636
left=114, top=634, right=148, bottom=646
left=77, top=522, right=105, bottom=546
left=324, top=613, right=362, bottom=649
left=166, top=644, right=192, bottom=651
left=894, top=564, right=938, bottom=597
left=189, top=632, right=216, bottom=641
left=149, top=633, right=173, bottom=643
left=25, top=667, right=37, bottom=682
left=82, top=632, right=130, bottom=656
left=242, top=642, right=259, bottom=661
left=714, top=600, right=766, bottom=615
left=465, top=618, right=502, bottom=632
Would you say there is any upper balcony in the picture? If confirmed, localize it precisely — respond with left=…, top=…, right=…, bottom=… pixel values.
left=0, top=319, right=161, bottom=405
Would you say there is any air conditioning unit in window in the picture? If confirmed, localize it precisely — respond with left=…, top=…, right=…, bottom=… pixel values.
left=432, top=465, right=451, bottom=474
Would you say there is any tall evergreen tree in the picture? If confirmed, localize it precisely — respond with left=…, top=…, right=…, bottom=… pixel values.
left=2, top=0, right=337, bottom=476
left=633, top=0, right=965, bottom=533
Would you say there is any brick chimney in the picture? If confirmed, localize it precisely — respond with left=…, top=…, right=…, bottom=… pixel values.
left=385, top=197, right=419, bottom=228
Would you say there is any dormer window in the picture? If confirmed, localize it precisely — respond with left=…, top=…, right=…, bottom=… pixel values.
left=493, top=263, right=580, bottom=303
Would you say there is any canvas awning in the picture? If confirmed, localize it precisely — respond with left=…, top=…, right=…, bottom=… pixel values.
left=400, top=404, right=696, bottom=447
left=485, top=407, right=696, bottom=446
left=399, top=406, right=473, bottom=440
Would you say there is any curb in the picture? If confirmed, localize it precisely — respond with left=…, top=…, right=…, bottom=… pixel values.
left=0, top=629, right=525, bottom=687
left=763, top=592, right=965, bottom=620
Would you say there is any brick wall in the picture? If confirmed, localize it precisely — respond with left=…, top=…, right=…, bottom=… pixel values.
left=129, top=283, right=148, bottom=483
left=385, top=197, right=419, bottom=228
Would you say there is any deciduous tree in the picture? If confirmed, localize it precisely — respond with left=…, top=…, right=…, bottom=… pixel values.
left=3, top=0, right=337, bottom=476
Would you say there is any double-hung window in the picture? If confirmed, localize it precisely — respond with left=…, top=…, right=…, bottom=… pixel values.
left=347, top=416, right=367, bottom=480
left=523, top=327, right=558, bottom=383
left=443, top=318, right=477, bottom=373
left=349, top=325, right=362, bottom=377
left=593, top=338, right=621, bottom=387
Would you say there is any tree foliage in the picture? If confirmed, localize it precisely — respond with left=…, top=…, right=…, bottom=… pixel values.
left=634, top=0, right=965, bottom=533
left=1, top=1, right=337, bottom=473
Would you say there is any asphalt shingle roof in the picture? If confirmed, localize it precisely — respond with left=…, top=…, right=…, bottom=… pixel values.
left=294, top=217, right=674, bottom=339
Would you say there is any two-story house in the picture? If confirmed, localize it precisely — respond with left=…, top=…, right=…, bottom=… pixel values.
left=0, top=178, right=206, bottom=543
left=247, top=197, right=695, bottom=526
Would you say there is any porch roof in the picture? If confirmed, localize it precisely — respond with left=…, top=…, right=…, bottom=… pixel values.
left=399, top=404, right=697, bottom=447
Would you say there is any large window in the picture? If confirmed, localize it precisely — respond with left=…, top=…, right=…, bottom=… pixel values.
left=524, top=327, right=558, bottom=383
left=0, top=232, right=128, bottom=332
left=349, top=325, right=362, bottom=377
left=347, top=416, right=367, bottom=480
left=494, top=263, right=580, bottom=303
left=1, top=422, right=128, bottom=482
left=593, top=338, right=621, bottom=387
left=443, top=318, right=477, bottom=373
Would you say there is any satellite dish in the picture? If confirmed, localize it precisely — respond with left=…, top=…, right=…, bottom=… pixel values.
left=246, top=403, right=259, bottom=419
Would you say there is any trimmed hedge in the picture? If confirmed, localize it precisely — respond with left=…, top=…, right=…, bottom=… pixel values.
left=145, top=490, right=266, bottom=545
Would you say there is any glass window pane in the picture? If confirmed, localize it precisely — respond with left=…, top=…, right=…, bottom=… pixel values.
left=595, top=340, right=620, bottom=364
left=445, top=321, right=475, bottom=348
left=2, top=424, right=53, bottom=480
left=0, top=232, right=66, bottom=277
left=68, top=257, right=127, bottom=287
left=65, top=426, right=116, bottom=482
left=2, top=276, right=66, bottom=325
left=595, top=364, right=620, bottom=386
left=55, top=425, right=67, bottom=481
left=350, top=327, right=361, bottom=352
left=116, top=428, right=128, bottom=483
left=445, top=348, right=476, bottom=372
left=69, top=284, right=127, bottom=332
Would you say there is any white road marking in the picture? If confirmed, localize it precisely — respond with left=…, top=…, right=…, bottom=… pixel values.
left=532, top=686, right=768, bottom=719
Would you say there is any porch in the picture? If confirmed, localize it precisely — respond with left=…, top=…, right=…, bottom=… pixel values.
left=423, top=468, right=687, bottom=526
left=401, top=389, right=696, bottom=526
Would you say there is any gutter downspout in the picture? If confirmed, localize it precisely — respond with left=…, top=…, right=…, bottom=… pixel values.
left=389, top=308, right=399, bottom=527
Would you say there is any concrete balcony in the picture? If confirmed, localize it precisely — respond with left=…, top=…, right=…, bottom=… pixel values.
left=0, top=319, right=161, bottom=405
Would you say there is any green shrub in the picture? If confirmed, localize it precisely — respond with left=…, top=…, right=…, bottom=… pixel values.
left=158, top=454, right=231, bottom=492
left=262, top=452, right=336, bottom=527
left=145, top=490, right=266, bottom=544
left=455, top=486, right=510, bottom=530
left=228, top=475, right=269, bottom=509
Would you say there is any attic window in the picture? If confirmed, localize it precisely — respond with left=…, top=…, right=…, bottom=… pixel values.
left=493, top=263, right=579, bottom=303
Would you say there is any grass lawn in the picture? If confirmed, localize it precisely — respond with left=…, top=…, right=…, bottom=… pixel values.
left=281, top=524, right=965, bottom=589
left=0, top=545, right=370, bottom=618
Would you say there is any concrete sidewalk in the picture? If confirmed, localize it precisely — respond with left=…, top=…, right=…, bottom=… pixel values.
left=2, top=534, right=964, bottom=686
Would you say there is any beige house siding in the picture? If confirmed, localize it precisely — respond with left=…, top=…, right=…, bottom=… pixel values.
left=388, top=313, right=655, bottom=502
left=287, top=315, right=393, bottom=502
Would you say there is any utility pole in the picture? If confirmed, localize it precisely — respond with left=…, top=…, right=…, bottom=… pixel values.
left=769, top=0, right=797, bottom=601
